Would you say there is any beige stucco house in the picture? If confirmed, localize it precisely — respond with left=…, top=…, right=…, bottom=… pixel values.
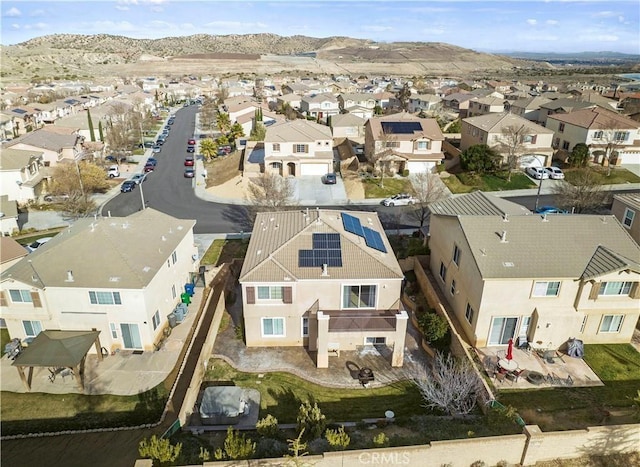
left=611, top=193, right=640, bottom=245
left=0, top=209, right=199, bottom=353
left=460, top=112, right=555, bottom=167
left=5, top=126, right=85, bottom=168
left=239, top=209, right=408, bottom=368
left=0, top=148, right=46, bottom=203
left=364, top=113, right=444, bottom=175
left=300, top=93, right=340, bottom=123
left=330, top=113, right=366, bottom=141
left=428, top=192, right=640, bottom=350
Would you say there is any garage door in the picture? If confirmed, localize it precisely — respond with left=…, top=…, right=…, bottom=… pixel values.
left=300, top=163, right=330, bottom=176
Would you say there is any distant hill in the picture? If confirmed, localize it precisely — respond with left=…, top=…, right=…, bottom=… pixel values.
left=0, top=33, right=531, bottom=83
left=501, top=51, right=640, bottom=66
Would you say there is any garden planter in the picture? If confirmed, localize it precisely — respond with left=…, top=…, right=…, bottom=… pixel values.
left=421, top=338, right=436, bottom=358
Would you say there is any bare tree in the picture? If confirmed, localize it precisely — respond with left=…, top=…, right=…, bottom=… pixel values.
left=369, top=130, right=399, bottom=188
left=552, top=168, right=608, bottom=213
left=495, top=124, right=530, bottom=182
left=591, top=117, right=626, bottom=176
left=406, top=352, right=482, bottom=416
left=408, top=172, right=449, bottom=230
left=247, top=173, right=296, bottom=211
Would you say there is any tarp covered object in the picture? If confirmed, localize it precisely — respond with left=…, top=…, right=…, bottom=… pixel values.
left=567, top=338, right=584, bottom=358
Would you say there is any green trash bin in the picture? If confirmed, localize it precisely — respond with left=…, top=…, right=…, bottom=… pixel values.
left=180, top=292, right=191, bottom=305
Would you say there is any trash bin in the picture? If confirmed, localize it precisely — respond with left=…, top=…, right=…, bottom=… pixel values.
left=185, top=283, right=195, bottom=296
left=168, top=313, right=177, bottom=328
left=180, top=292, right=191, bottom=305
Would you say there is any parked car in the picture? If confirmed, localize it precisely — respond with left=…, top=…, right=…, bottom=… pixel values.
left=168, top=119, right=175, bottom=125
left=143, top=164, right=155, bottom=173
left=184, top=155, right=195, bottom=166
left=187, top=139, right=196, bottom=145
left=525, top=166, right=549, bottom=180
left=535, top=206, right=568, bottom=214
left=544, top=166, right=565, bottom=180
left=43, top=193, right=70, bottom=202
left=322, top=173, right=337, bottom=184
left=107, top=165, right=120, bottom=178
left=130, top=173, right=147, bottom=184
left=152, top=145, right=162, bottom=153
left=146, top=157, right=158, bottom=166
left=186, top=145, right=195, bottom=153
left=120, top=180, right=137, bottom=193
left=26, top=237, right=52, bottom=253
left=184, top=168, right=195, bottom=178
left=381, top=193, right=418, bottom=207
left=105, top=155, right=128, bottom=163
left=137, top=141, right=154, bottom=149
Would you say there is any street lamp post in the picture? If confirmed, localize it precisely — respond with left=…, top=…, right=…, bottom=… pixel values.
left=534, top=176, right=544, bottom=212
left=139, top=180, right=146, bottom=210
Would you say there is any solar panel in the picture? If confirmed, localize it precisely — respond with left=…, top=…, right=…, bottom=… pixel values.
left=363, top=227, right=387, bottom=253
left=381, top=121, right=422, bottom=135
left=341, top=213, right=364, bottom=237
left=13, top=109, right=27, bottom=114
left=298, top=249, right=343, bottom=268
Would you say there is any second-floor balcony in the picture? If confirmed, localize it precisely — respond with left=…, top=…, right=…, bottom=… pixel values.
left=323, top=307, right=404, bottom=333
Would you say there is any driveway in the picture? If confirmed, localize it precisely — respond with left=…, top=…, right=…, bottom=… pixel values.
left=292, top=175, right=348, bottom=205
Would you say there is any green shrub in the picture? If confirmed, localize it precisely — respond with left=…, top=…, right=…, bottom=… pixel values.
left=325, top=425, right=350, bottom=450
left=372, top=432, right=389, bottom=447
left=417, top=311, right=449, bottom=344
left=402, top=169, right=410, bottom=177
left=297, top=401, right=327, bottom=440
left=214, top=426, right=255, bottom=460
left=256, top=414, right=280, bottom=438
left=138, top=435, right=182, bottom=465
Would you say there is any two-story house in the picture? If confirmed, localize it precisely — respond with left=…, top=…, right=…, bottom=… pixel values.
left=337, top=93, right=377, bottom=112
left=611, top=193, right=640, bottom=245
left=364, top=113, right=445, bottom=175
left=5, top=126, right=84, bottom=168
left=299, top=93, right=340, bottom=122
left=260, top=119, right=334, bottom=177
left=545, top=107, right=640, bottom=165
left=428, top=192, right=640, bottom=350
left=467, top=96, right=509, bottom=118
left=0, top=148, right=46, bottom=202
left=408, top=94, right=442, bottom=113
left=460, top=112, right=555, bottom=167
left=536, top=98, right=597, bottom=127
left=0, top=209, right=199, bottom=352
left=239, top=209, right=408, bottom=368
left=509, top=96, right=553, bottom=123
left=330, top=113, right=366, bottom=141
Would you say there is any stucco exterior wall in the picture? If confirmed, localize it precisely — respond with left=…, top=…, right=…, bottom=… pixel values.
left=611, top=198, right=640, bottom=244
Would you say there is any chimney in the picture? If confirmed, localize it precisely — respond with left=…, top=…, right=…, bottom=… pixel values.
left=66, top=270, right=74, bottom=282
left=500, top=231, right=507, bottom=243
left=321, top=264, right=329, bottom=276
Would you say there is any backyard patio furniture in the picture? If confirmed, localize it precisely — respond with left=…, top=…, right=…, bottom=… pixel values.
left=358, top=367, right=375, bottom=386
left=526, top=371, right=545, bottom=385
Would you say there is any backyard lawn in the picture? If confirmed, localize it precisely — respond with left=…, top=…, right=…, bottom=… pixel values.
left=363, top=177, right=414, bottom=198
left=200, top=239, right=248, bottom=266
left=564, top=166, right=640, bottom=185
left=442, top=171, right=536, bottom=194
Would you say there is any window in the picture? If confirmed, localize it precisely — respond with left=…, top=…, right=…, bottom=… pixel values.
left=524, top=135, right=537, bottom=144
left=272, top=143, right=280, bottom=152
left=558, top=123, right=565, bottom=133
left=89, top=291, right=121, bottom=305
left=450, top=279, right=456, bottom=296
left=270, top=162, right=282, bottom=169
left=417, top=141, right=430, bottom=150
left=465, top=303, right=474, bottom=324
left=152, top=310, right=160, bottom=330
left=258, top=286, right=284, bottom=301
left=599, top=315, right=624, bottom=333
left=623, top=208, right=635, bottom=228
left=384, top=141, right=400, bottom=148
left=593, top=130, right=603, bottom=140
left=294, top=144, right=308, bottom=154
left=9, top=289, right=32, bottom=303
left=172, top=285, right=176, bottom=299
left=613, top=131, right=629, bottom=142
left=453, top=245, right=461, bottom=266
left=301, top=317, right=309, bottom=337
left=562, top=141, right=570, bottom=150
left=110, top=323, right=118, bottom=339
left=439, top=262, right=447, bottom=282
left=598, top=282, right=633, bottom=296
left=553, top=137, right=560, bottom=148
left=262, top=317, right=285, bottom=337
left=533, top=281, right=560, bottom=297
left=365, top=337, right=386, bottom=345
left=342, top=285, right=376, bottom=309
left=23, top=320, right=42, bottom=337
left=579, top=315, right=587, bottom=333
left=172, top=251, right=177, bottom=264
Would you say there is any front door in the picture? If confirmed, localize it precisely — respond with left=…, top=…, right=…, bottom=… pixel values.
left=120, top=323, right=142, bottom=349
left=488, top=317, right=518, bottom=345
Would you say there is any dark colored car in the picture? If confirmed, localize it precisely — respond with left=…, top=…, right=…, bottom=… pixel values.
left=322, top=173, right=337, bottom=184
left=146, top=157, right=158, bottom=166
left=120, top=180, right=137, bottom=193
left=186, top=145, right=195, bottom=153
left=105, top=155, right=127, bottom=163
left=168, top=119, right=175, bottom=125
left=184, top=168, right=195, bottom=178
left=143, top=164, right=155, bottom=173
left=184, top=155, right=194, bottom=166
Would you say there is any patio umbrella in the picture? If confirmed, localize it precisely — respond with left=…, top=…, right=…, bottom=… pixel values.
left=506, top=338, right=514, bottom=361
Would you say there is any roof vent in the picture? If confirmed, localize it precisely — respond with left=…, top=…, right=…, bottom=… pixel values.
left=321, top=263, right=329, bottom=276
left=257, top=249, right=262, bottom=256
left=66, top=270, right=74, bottom=282
left=480, top=248, right=487, bottom=256
left=31, top=275, right=38, bottom=283
left=542, top=213, right=549, bottom=222
left=109, top=276, right=120, bottom=282
left=503, top=213, right=509, bottom=222
left=500, top=231, right=508, bottom=243
left=601, top=217, right=607, bottom=223
left=503, top=262, right=515, bottom=267
left=161, top=236, right=166, bottom=241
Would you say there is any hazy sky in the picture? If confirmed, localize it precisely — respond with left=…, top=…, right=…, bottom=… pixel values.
left=1, top=0, right=639, bottom=54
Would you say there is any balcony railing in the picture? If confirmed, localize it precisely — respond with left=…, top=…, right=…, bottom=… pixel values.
left=324, top=308, right=401, bottom=332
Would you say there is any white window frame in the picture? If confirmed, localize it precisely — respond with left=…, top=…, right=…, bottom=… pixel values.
left=23, top=320, right=42, bottom=337
left=599, top=314, right=624, bottom=333
left=342, top=284, right=377, bottom=309
left=257, top=286, right=284, bottom=301
left=301, top=317, right=309, bottom=337
left=152, top=310, right=160, bottom=330
left=623, top=208, right=635, bottom=228
left=110, top=322, right=118, bottom=339
left=89, top=291, right=122, bottom=305
left=9, top=289, right=32, bottom=303
left=172, top=251, right=177, bottom=265
left=452, top=245, right=461, bottom=266
left=365, top=337, right=386, bottom=345
left=599, top=281, right=633, bottom=296
left=450, top=279, right=456, bottom=296
left=261, top=317, right=285, bottom=337
left=272, top=143, right=280, bottom=152
left=294, top=144, right=308, bottom=154
left=465, top=303, right=474, bottom=324
left=532, top=281, right=560, bottom=297
left=417, top=140, right=430, bottom=150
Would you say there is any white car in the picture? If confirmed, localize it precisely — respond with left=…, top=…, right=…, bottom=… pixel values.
left=525, top=167, right=549, bottom=180
left=381, top=193, right=418, bottom=207
left=107, top=165, right=120, bottom=178
left=544, top=167, right=565, bottom=180
left=130, top=173, right=147, bottom=184
left=25, top=237, right=52, bottom=253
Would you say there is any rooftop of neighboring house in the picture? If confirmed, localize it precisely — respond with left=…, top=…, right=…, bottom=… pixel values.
left=410, top=94, right=441, bottom=103
left=278, top=93, right=301, bottom=103
left=0, top=237, right=27, bottom=266
left=547, top=106, right=640, bottom=130
left=510, top=95, right=553, bottom=110
left=5, top=128, right=80, bottom=152
left=0, top=148, right=44, bottom=170
left=367, top=112, right=444, bottom=141
left=539, top=98, right=597, bottom=112
left=239, top=209, right=403, bottom=283
left=462, top=112, right=554, bottom=134
left=429, top=191, right=532, bottom=217
left=613, top=193, right=640, bottom=211
left=265, top=119, right=332, bottom=143
left=442, top=92, right=474, bottom=103
left=301, top=93, right=338, bottom=104
left=469, top=96, right=507, bottom=106
left=0, top=209, right=196, bottom=289
left=338, top=93, right=376, bottom=102
left=0, top=195, right=18, bottom=218
left=330, top=113, right=366, bottom=127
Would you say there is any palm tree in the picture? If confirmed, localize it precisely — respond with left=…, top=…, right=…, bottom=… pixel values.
left=217, top=112, right=231, bottom=134
left=200, top=138, right=217, bottom=161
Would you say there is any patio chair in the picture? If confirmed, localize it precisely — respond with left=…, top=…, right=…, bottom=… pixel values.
left=494, top=371, right=508, bottom=384
left=508, top=369, right=525, bottom=383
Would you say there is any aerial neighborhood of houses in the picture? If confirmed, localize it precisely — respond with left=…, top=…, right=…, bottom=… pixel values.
left=1, top=69, right=639, bottom=464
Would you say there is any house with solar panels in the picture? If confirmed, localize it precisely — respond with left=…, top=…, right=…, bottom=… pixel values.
left=364, top=113, right=444, bottom=175
left=239, top=209, right=408, bottom=368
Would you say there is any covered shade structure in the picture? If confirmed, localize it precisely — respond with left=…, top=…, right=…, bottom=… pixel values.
left=12, top=330, right=103, bottom=392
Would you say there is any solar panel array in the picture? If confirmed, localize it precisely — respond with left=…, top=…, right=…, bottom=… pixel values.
left=299, top=233, right=343, bottom=268
left=341, top=212, right=388, bottom=254
left=381, top=121, right=423, bottom=135
left=13, top=109, right=27, bottom=114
